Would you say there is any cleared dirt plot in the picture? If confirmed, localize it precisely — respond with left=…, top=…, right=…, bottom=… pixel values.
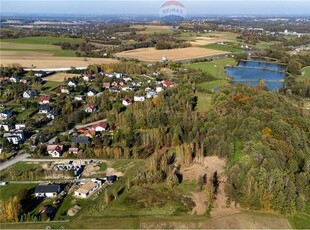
left=116, top=47, right=228, bottom=62
left=44, top=72, right=80, bottom=82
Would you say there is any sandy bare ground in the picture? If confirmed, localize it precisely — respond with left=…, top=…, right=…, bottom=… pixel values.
left=181, top=156, right=240, bottom=217
left=0, top=51, right=118, bottom=68
left=140, top=212, right=291, bottom=229
left=45, top=72, right=79, bottom=82
left=115, top=47, right=227, bottom=62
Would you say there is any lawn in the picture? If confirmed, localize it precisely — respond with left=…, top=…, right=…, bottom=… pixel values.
left=203, top=43, right=243, bottom=53
left=196, top=92, right=212, bottom=113
left=289, top=202, right=310, bottom=229
left=0, top=162, right=44, bottom=181
left=301, top=66, right=310, bottom=80
left=186, top=58, right=237, bottom=79
left=42, top=81, right=63, bottom=91
left=0, top=184, right=36, bottom=201
left=99, top=163, right=108, bottom=172
left=197, top=80, right=228, bottom=92
left=16, top=108, right=38, bottom=122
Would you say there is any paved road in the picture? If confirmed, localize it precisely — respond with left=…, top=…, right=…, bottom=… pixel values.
left=0, top=154, right=30, bottom=171
left=47, top=119, right=107, bottom=144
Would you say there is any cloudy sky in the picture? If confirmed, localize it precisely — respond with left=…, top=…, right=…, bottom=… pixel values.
left=1, top=0, right=310, bottom=16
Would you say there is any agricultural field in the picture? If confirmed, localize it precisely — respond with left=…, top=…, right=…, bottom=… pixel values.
left=115, top=47, right=228, bottom=62
left=189, top=32, right=239, bottom=46
left=0, top=36, right=117, bottom=68
left=130, top=25, right=173, bottom=34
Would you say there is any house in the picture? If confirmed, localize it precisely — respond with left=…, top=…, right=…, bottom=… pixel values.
left=34, top=71, right=47, bottom=77
left=163, top=80, right=174, bottom=88
left=156, top=86, right=164, bottom=93
left=84, top=130, right=96, bottom=138
left=109, top=87, right=120, bottom=93
left=15, top=124, right=26, bottom=130
left=90, top=122, right=108, bottom=132
left=134, top=96, right=145, bottom=102
left=111, top=79, right=125, bottom=87
left=0, top=110, right=12, bottom=120
left=87, top=89, right=97, bottom=97
left=74, top=95, right=84, bottom=101
left=115, top=73, right=122, bottom=78
left=82, top=75, right=92, bottom=82
left=122, top=98, right=132, bottom=107
left=161, top=56, right=168, bottom=62
left=67, top=79, right=78, bottom=87
left=38, top=96, right=51, bottom=105
left=23, top=90, right=37, bottom=99
left=20, top=78, right=30, bottom=84
left=39, top=105, right=51, bottom=114
left=74, top=180, right=101, bottom=199
left=72, top=136, right=90, bottom=145
left=0, top=77, right=9, bottom=83
left=123, top=77, right=132, bottom=82
left=4, top=130, right=25, bottom=144
left=85, top=104, right=97, bottom=113
left=68, top=147, right=79, bottom=154
left=61, top=87, right=70, bottom=94
left=34, top=184, right=62, bottom=198
left=9, top=76, right=19, bottom=83
left=47, top=111, right=58, bottom=120
left=47, top=145, right=64, bottom=158
left=0, top=122, right=10, bottom=131
left=121, top=86, right=132, bottom=92
left=146, top=91, right=158, bottom=99
left=103, top=82, right=111, bottom=89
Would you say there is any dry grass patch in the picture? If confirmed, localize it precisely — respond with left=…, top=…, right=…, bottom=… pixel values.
left=116, top=47, right=228, bottom=62
left=44, top=72, right=79, bottom=82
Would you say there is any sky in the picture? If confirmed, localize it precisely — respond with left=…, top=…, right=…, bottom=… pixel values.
left=1, top=0, right=310, bottom=16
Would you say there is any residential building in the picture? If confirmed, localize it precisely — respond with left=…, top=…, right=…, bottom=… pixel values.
left=47, top=145, right=64, bottom=158
left=134, top=96, right=145, bottom=102
left=38, top=96, right=51, bottom=105
left=23, top=90, right=37, bottom=99
left=39, top=105, right=51, bottom=114
left=74, top=180, right=102, bottom=199
left=0, top=110, right=12, bottom=120
left=34, top=184, right=62, bottom=198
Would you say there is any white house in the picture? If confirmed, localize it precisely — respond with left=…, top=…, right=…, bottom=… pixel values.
left=74, top=95, right=84, bottom=101
left=34, top=71, right=47, bottom=78
left=0, top=110, right=12, bottom=120
left=34, top=184, right=61, bottom=198
left=87, top=89, right=97, bottom=97
left=23, top=90, right=37, bottom=99
left=156, top=86, right=164, bottom=93
left=134, top=96, right=145, bottom=102
left=90, top=122, right=108, bottom=132
left=84, top=104, right=97, bottom=113
left=61, top=88, right=70, bottom=94
left=74, top=180, right=102, bottom=199
left=9, top=76, right=19, bottom=83
left=0, top=123, right=9, bottom=132
left=15, top=124, right=26, bottom=130
left=68, top=80, right=77, bottom=87
left=3, top=130, right=25, bottom=144
left=47, top=145, right=64, bottom=158
left=82, top=75, right=92, bottom=82
left=146, top=91, right=158, bottom=99
left=122, top=98, right=132, bottom=107
left=47, top=111, right=58, bottom=120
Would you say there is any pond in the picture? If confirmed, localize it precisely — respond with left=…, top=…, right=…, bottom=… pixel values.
left=225, top=60, right=287, bottom=90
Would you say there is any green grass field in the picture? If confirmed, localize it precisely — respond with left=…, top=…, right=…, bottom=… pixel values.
left=289, top=202, right=310, bottom=229
left=301, top=66, right=310, bottom=80
left=42, top=81, right=63, bottom=91
left=203, top=43, right=243, bottom=53
left=0, top=184, right=36, bottom=201
left=196, top=92, right=212, bottom=113
left=16, top=108, right=38, bottom=122
left=0, top=36, right=83, bottom=57
left=198, top=80, right=229, bottom=92
left=0, top=162, right=44, bottom=181
left=186, top=58, right=236, bottom=79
